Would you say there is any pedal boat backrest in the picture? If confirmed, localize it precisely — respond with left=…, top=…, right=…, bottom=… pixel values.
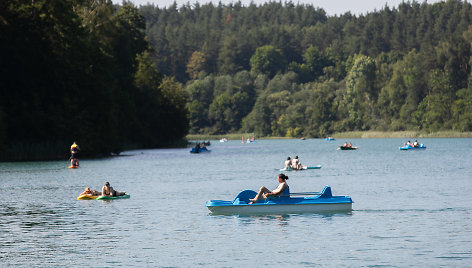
left=319, top=185, right=332, bottom=198
left=233, top=190, right=257, bottom=204
left=274, top=185, right=290, bottom=200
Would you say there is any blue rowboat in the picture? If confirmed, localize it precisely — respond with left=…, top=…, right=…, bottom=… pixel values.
left=206, top=186, right=353, bottom=215
left=279, top=165, right=322, bottom=171
left=190, top=147, right=211, bottom=153
left=325, top=137, right=335, bottom=141
left=399, top=144, right=426, bottom=150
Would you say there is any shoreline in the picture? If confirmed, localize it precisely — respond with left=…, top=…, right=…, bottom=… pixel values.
left=186, top=131, right=472, bottom=140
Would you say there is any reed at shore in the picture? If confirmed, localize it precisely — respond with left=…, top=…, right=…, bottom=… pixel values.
left=187, top=131, right=472, bottom=140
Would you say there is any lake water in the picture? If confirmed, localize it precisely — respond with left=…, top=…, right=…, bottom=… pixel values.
left=1, top=138, right=471, bottom=266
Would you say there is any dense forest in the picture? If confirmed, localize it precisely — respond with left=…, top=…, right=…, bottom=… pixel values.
left=141, top=0, right=472, bottom=137
left=0, top=0, right=188, bottom=160
left=2, top=0, right=472, bottom=160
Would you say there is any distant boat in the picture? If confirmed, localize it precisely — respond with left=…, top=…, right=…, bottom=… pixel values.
left=190, top=147, right=211, bottom=153
left=219, top=138, right=228, bottom=142
left=399, top=144, right=426, bottom=150
left=338, top=146, right=358, bottom=150
left=325, top=137, right=335, bottom=141
left=279, top=165, right=322, bottom=171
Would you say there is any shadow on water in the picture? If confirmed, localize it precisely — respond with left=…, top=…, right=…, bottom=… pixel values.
left=208, top=210, right=353, bottom=218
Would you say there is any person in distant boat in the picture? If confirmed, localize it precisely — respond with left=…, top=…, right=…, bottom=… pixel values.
left=343, top=141, right=348, bottom=147
left=81, top=187, right=100, bottom=196
left=284, top=157, right=292, bottom=169
left=406, top=140, right=412, bottom=146
left=249, top=174, right=289, bottom=204
left=413, top=140, right=419, bottom=147
left=348, top=142, right=353, bottom=148
left=101, top=182, right=125, bottom=197
left=292, top=155, right=303, bottom=170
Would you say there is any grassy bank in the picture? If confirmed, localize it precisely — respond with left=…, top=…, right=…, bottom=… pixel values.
left=187, top=131, right=472, bottom=140
left=331, top=131, right=472, bottom=138
left=186, top=133, right=292, bottom=140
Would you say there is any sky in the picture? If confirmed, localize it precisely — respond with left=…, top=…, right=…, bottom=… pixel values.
left=115, top=0, right=446, bottom=16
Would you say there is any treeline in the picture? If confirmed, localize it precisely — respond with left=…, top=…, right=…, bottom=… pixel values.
left=0, top=0, right=188, bottom=160
left=141, top=0, right=472, bottom=136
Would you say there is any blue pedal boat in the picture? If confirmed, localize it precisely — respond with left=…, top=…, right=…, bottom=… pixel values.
left=399, top=144, right=426, bottom=150
left=206, top=186, right=353, bottom=215
left=190, top=147, right=211, bottom=153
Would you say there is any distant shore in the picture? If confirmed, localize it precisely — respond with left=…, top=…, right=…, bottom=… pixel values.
left=187, top=131, right=472, bottom=140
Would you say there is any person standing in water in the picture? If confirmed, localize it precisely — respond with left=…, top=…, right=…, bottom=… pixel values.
left=70, top=141, right=80, bottom=158
left=70, top=141, right=80, bottom=167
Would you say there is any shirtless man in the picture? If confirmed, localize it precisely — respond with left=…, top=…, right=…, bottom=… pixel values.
left=101, top=182, right=125, bottom=197
left=292, top=156, right=302, bottom=170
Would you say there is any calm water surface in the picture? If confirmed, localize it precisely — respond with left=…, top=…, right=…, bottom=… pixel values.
left=0, top=138, right=471, bottom=266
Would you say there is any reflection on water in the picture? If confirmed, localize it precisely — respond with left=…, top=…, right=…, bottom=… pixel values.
left=209, top=211, right=353, bottom=218
left=0, top=138, right=471, bottom=266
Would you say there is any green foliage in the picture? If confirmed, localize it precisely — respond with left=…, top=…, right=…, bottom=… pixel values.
left=413, top=69, right=455, bottom=132
left=452, top=87, right=472, bottom=131
left=186, top=71, right=256, bottom=134
left=303, top=46, right=332, bottom=80
left=186, top=51, right=207, bottom=80
left=0, top=0, right=188, bottom=160
left=82, top=1, right=472, bottom=138
left=2, top=0, right=472, bottom=160
left=344, top=54, right=376, bottom=130
left=250, top=45, right=286, bottom=78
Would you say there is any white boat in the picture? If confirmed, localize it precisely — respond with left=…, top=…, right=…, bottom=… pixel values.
left=279, top=165, right=322, bottom=171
